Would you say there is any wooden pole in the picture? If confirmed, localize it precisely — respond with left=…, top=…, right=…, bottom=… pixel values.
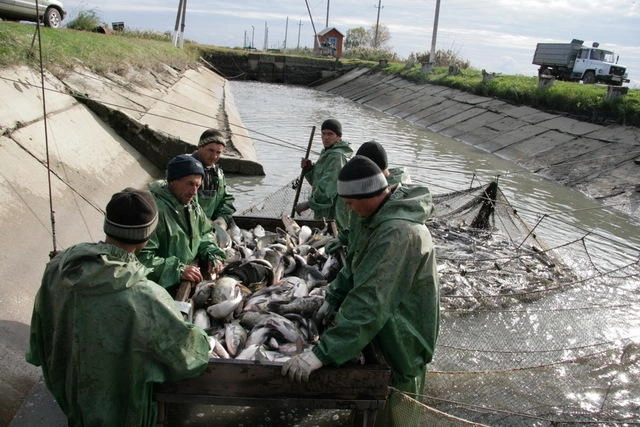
left=291, top=126, right=316, bottom=217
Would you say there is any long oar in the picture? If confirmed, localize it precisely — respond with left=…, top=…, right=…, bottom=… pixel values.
left=291, top=126, right=316, bottom=218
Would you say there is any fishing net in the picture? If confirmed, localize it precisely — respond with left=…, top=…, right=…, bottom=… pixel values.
left=240, top=178, right=640, bottom=426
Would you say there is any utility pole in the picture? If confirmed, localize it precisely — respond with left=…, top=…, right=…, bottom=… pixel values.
left=304, top=0, right=321, bottom=52
left=171, top=0, right=187, bottom=48
left=251, top=25, right=255, bottom=49
left=284, top=16, right=289, bottom=50
left=374, top=0, right=382, bottom=48
left=325, top=0, right=330, bottom=28
left=429, top=0, right=441, bottom=65
left=297, top=20, right=303, bottom=49
left=263, top=21, right=268, bottom=51
left=244, top=30, right=247, bottom=49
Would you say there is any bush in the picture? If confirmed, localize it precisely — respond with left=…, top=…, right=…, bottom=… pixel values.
left=66, top=10, right=103, bottom=32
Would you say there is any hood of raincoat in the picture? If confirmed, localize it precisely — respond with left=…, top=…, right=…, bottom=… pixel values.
left=368, top=183, right=434, bottom=227
left=53, top=242, right=152, bottom=296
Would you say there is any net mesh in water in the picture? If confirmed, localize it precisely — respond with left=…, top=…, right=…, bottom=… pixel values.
left=239, top=178, right=640, bottom=426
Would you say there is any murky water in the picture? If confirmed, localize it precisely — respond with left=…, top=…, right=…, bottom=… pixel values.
left=227, top=81, right=639, bottom=269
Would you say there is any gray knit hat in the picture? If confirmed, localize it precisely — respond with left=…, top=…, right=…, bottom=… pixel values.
left=356, top=140, right=388, bottom=170
left=166, top=154, right=205, bottom=181
left=198, top=128, right=226, bottom=147
left=104, top=188, right=158, bottom=243
left=321, top=119, right=342, bottom=137
left=337, top=156, right=388, bottom=199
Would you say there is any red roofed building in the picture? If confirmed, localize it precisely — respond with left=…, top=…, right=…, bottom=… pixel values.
left=314, top=27, right=344, bottom=58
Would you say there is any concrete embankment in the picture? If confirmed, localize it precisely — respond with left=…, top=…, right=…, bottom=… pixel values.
left=0, top=64, right=258, bottom=424
left=316, top=69, right=640, bottom=218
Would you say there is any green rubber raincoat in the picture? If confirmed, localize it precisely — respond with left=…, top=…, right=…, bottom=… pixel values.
left=192, top=152, right=236, bottom=223
left=26, top=242, right=210, bottom=427
left=138, top=180, right=225, bottom=289
left=302, top=139, right=353, bottom=230
left=314, top=183, right=439, bottom=394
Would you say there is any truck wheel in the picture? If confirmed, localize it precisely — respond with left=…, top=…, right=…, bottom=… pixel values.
left=583, top=71, right=596, bottom=84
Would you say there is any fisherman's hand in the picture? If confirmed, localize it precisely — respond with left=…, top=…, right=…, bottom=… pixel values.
left=282, top=349, right=323, bottom=383
left=313, top=300, right=335, bottom=327
left=212, top=216, right=227, bottom=230
left=208, top=259, right=224, bottom=276
left=181, top=265, right=203, bottom=283
left=301, top=158, right=313, bottom=170
left=295, top=201, right=310, bottom=215
left=324, top=238, right=343, bottom=255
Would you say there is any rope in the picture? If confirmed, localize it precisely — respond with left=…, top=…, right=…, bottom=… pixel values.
left=29, top=4, right=58, bottom=257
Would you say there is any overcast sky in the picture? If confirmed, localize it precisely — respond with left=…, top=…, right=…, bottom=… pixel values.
left=64, top=0, right=640, bottom=87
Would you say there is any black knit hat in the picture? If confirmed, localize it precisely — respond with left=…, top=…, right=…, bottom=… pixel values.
left=166, top=154, right=205, bottom=181
left=104, top=188, right=158, bottom=243
left=321, top=119, right=342, bottom=137
left=356, top=140, right=388, bottom=170
left=198, top=128, right=226, bottom=147
left=337, top=155, right=388, bottom=199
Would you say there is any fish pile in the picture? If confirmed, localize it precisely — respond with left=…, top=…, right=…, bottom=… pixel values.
left=188, top=215, right=341, bottom=363
left=430, top=218, right=577, bottom=313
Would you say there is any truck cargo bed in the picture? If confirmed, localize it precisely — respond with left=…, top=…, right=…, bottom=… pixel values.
left=532, top=42, right=580, bottom=66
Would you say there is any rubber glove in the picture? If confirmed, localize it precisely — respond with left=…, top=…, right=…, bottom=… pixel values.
left=324, top=238, right=343, bottom=255
left=295, top=201, right=310, bottom=215
left=282, top=349, right=323, bottom=383
left=300, top=158, right=313, bottom=170
left=212, top=216, right=227, bottom=230
left=313, top=300, right=335, bottom=327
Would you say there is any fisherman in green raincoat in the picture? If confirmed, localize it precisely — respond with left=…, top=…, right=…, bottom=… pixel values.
left=192, top=128, right=236, bottom=229
left=138, top=154, right=226, bottom=292
left=295, top=119, right=353, bottom=230
left=26, top=188, right=210, bottom=427
left=283, top=156, right=440, bottom=426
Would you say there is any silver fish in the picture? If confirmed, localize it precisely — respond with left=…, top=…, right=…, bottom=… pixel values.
left=225, top=320, right=247, bottom=357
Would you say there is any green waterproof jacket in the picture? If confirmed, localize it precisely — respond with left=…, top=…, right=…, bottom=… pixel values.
left=313, top=184, right=439, bottom=393
left=26, top=242, right=210, bottom=427
left=303, top=139, right=353, bottom=229
left=192, top=152, right=236, bottom=224
left=138, top=180, right=225, bottom=289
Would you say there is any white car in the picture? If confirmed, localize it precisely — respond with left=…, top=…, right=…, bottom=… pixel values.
left=0, top=0, right=66, bottom=28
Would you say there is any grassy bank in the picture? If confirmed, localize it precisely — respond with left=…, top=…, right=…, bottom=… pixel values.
left=1, top=22, right=638, bottom=127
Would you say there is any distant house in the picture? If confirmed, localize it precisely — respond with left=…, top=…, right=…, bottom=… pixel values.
left=314, top=27, right=344, bottom=58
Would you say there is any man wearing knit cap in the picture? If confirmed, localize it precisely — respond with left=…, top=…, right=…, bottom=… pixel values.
left=138, top=154, right=226, bottom=292
left=283, top=156, right=439, bottom=426
left=27, top=188, right=210, bottom=426
left=192, top=128, right=236, bottom=230
left=295, top=118, right=353, bottom=230
left=324, top=140, right=413, bottom=255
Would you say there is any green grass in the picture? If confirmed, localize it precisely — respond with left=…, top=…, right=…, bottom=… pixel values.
left=0, top=22, right=199, bottom=74
left=1, top=22, right=638, bottom=126
left=386, top=63, right=640, bottom=126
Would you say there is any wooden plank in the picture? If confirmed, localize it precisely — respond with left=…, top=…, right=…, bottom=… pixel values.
left=156, top=359, right=390, bottom=401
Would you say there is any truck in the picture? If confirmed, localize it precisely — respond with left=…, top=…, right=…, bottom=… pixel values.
left=532, top=39, right=629, bottom=86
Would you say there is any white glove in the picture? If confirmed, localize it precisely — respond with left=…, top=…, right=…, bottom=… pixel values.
left=212, top=217, right=227, bottom=230
left=281, top=349, right=323, bottom=383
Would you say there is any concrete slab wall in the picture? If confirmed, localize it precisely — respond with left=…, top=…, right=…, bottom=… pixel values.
left=316, top=69, right=640, bottom=218
left=0, top=64, right=258, bottom=424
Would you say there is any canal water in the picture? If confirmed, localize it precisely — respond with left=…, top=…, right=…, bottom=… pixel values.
left=216, top=80, right=640, bottom=425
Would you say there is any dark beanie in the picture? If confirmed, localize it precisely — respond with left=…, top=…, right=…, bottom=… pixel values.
left=166, top=154, right=204, bottom=181
left=104, top=188, right=158, bottom=243
left=337, top=155, right=388, bottom=199
left=356, top=141, right=388, bottom=170
left=321, top=119, right=342, bottom=137
left=198, top=128, right=226, bottom=147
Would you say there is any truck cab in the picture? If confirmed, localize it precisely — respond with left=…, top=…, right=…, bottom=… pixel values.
left=573, top=44, right=628, bottom=85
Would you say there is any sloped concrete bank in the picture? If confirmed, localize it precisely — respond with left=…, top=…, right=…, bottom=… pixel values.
left=316, top=69, right=640, bottom=218
left=0, top=64, right=259, bottom=425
